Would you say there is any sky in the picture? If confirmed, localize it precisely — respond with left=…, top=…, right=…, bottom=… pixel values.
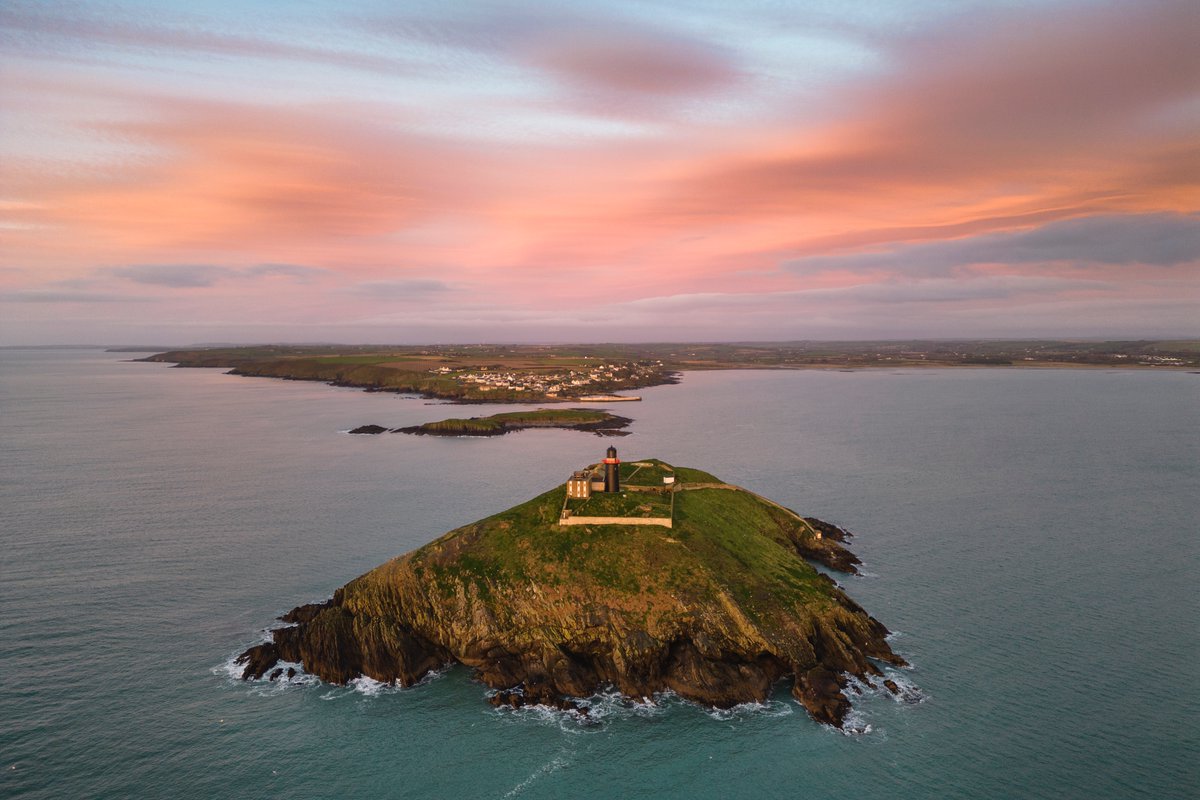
left=1, top=0, right=1197, bottom=345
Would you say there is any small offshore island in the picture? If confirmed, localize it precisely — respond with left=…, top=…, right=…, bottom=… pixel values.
left=238, top=448, right=907, bottom=728
left=352, top=409, right=633, bottom=437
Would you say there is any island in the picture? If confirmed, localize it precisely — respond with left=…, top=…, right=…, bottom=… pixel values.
left=364, top=409, right=634, bottom=437
left=236, top=448, right=907, bottom=728
left=137, top=340, right=1200, bottom=404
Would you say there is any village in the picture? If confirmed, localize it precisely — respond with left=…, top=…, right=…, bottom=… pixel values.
left=428, top=360, right=665, bottom=398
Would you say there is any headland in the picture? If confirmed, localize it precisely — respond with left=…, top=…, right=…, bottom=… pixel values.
left=137, top=340, right=1199, bottom=404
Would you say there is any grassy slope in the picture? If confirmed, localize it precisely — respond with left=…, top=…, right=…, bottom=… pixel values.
left=346, top=468, right=838, bottom=644
left=566, top=490, right=671, bottom=517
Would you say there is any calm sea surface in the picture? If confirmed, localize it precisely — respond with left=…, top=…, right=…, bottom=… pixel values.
left=2, top=349, right=1197, bottom=799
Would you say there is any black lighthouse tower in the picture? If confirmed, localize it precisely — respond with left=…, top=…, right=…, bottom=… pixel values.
left=603, top=446, right=620, bottom=493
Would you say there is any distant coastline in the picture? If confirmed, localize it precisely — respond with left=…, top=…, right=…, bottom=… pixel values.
left=134, top=340, right=1200, bottom=403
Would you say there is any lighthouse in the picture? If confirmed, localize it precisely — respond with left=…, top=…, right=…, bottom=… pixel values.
left=603, top=445, right=621, bottom=493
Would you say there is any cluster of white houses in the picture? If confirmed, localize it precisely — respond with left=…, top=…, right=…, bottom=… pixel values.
left=430, top=361, right=663, bottom=397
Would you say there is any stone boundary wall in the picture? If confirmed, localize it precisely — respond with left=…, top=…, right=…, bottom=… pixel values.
left=558, top=516, right=672, bottom=528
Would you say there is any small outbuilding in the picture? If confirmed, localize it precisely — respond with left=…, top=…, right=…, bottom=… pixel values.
left=566, top=471, right=592, bottom=499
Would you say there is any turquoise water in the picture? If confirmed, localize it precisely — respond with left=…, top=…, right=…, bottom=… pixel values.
left=2, top=350, right=1197, bottom=799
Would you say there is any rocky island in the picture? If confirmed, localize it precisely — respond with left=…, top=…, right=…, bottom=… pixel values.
left=352, top=409, right=633, bottom=437
left=237, top=454, right=906, bottom=728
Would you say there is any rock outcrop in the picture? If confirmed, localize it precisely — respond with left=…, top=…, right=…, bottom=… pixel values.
left=237, top=462, right=904, bottom=727
left=348, top=425, right=389, bottom=435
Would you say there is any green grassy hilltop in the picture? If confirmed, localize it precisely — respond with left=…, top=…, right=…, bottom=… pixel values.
left=408, top=479, right=838, bottom=610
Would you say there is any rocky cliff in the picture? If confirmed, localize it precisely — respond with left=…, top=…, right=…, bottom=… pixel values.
left=237, top=463, right=905, bottom=727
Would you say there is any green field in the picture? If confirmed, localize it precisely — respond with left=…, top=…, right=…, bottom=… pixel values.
left=566, top=489, right=672, bottom=518
left=619, top=460, right=676, bottom=486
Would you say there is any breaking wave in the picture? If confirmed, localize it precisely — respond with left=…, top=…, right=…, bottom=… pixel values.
left=212, top=650, right=321, bottom=696
left=705, top=698, right=795, bottom=721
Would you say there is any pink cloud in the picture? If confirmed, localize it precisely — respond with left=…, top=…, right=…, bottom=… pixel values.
left=651, top=0, right=1198, bottom=234
left=516, top=26, right=740, bottom=96
left=2, top=89, right=494, bottom=261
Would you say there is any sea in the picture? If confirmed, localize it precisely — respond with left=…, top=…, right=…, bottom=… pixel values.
left=1, top=348, right=1197, bottom=799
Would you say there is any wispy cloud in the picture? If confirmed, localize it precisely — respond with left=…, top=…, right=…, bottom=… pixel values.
left=0, top=289, right=150, bottom=303
left=625, top=275, right=1119, bottom=313
left=110, top=264, right=230, bottom=288
left=0, top=1, right=416, bottom=76
left=109, top=263, right=327, bottom=288
left=785, top=213, right=1200, bottom=275
left=366, top=5, right=742, bottom=97
left=347, top=279, right=452, bottom=299
left=514, top=23, right=740, bottom=97
left=243, top=263, right=327, bottom=282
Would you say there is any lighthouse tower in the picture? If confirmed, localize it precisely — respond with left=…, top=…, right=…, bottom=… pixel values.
left=603, top=445, right=621, bottom=493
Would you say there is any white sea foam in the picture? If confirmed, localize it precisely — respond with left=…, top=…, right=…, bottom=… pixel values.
left=493, top=683, right=920, bottom=733
left=487, top=686, right=675, bottom=731
left=348, top=676, right=391, bottom=696
left=705, top=698, right=795, bottom=721
left=213, top=652, right=245, bottom=683
left=883, top=672, right=927, bottom=704
left=838, top=709, right=873, bottom=736
left=213, top=644, right=321, bottom=697
left=845, top=669, right=926, bottom=707
left=500, top=751, right=573, bottom=798
left=345, top=667, right=452, bottom=696
left=415, top=663, right=454, bottom=686
left=581, top=688, right=671, bottom=722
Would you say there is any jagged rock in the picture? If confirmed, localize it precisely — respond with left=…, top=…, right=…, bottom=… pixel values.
left=235, top=642, right=281, bottom=680
left=348, top=425, right=389, bottom=435
left=803, top=517, right=852, bottom=542
left=790, top=518, right=861, bottom=573
left=280, top=601, right=332, bottom=625
left=488, top=687, right=589, bottom=715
